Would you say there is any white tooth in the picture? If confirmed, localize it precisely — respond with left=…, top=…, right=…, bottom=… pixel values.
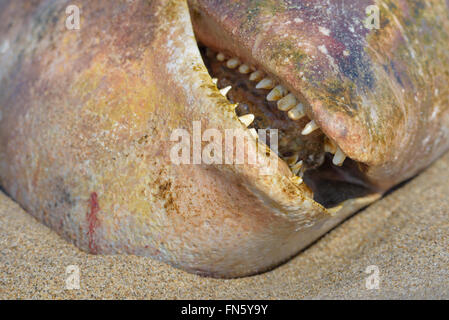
left=285, top=153, right=299, bottom=165
left=256, top=78, right=275, bottom=90
left=220, top=86, right=232, bottom=96
left=291, top=176, right=303, bottom=185
left=324, top=139, right=337, bottom=154
left=216, top=52, right=225, bottom=61
left=249, top=128, right=258, bottom=139
left=291, top=161, right=303, bottom=175
left=278, top=93, right=297, bottom=111
left=301, top=120, right=319, bottom=135
left=332, top=147, right=346, bottom=166
left=249, top=70, right=264, bottom=82
left=267, top=85, right=288, bottom=101
left=226, top=58, right=240, bottom=69
left=239, top=114, right=255, bottom=127
left=212, top=78, right=218, bottom=85
left=288, top=103, right=306, bottom=120
left=238, top=64, right=251, bottom=74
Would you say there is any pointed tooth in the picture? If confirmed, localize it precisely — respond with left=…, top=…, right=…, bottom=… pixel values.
left=324, top=139, right=337, bottom=154
left=288, top=103, right=306, bottom=120
left=332, top=147, right=346, bottom=166
left=249, top=70, right=264, bottom=82
left=291, top=161, right=303, bottom=175
left=291, top=176, right=303, bottom=185
left=230, top=103, right=238, bottom=110
left=249, top=128, right=258, bottom=139
left=256, top=78, right=275, bottom=90
left=226, top=58, right=240, bottom=69
left=220, top=86, right=232, bottom=96
left=212, top=78, right=218, bottom=85
left=278, top=93, right=297, bottom=111
left=216, top=52, right=225, bottom=62
left=267, top=85, right=288, bottom=101
left=238, top=64, right=251, bottom=74
left=301, top=120, right=319, bottom=135
left=239, top=114, right=255, bottom=127
left=285, top=153, right=299, bottom=165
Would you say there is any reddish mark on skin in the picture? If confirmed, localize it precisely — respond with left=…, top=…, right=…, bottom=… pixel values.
left=87, top=192, right=100, bottom=254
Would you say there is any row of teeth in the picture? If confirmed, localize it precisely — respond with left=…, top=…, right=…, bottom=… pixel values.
left=214, top=51, right=347, bottom=169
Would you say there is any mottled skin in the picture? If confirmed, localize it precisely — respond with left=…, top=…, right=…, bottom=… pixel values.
left=0, top=0, right=447, bottom=278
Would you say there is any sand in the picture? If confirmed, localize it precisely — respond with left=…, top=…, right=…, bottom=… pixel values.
left=1, top=153, right=448, bottom=299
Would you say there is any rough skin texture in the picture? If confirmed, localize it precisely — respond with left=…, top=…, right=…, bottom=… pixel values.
left=0, top=0, right=448, bottom=277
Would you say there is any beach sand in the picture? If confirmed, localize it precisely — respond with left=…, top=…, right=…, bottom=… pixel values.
left=1, top=153, right=448, bottom=299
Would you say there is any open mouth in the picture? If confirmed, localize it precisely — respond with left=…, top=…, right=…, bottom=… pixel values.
left=198, top=45, right=376, bottom=209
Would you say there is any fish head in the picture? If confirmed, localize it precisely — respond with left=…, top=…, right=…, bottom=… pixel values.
left=1, top=0, right=448, bottom=278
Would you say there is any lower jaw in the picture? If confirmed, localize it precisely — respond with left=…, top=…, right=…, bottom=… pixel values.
left=199, top=44, right=377, bottom=209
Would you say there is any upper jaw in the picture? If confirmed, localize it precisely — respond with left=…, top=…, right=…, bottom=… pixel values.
left=189, top=0, right=448, bottom=191
left=188, top=0, right=370, bottom=170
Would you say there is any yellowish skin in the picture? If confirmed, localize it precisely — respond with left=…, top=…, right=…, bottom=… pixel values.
left=0, top=0, right=447, bottom=277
